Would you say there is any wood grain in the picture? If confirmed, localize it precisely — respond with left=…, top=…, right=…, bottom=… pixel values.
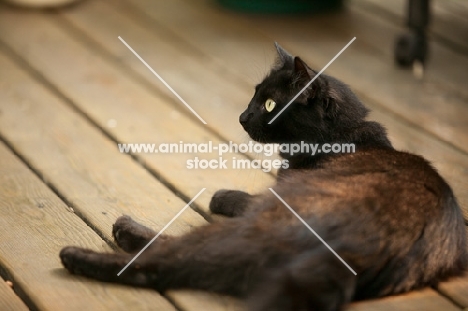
left=0, top=141, right=177, bottom=310
left=0, top=276, right=28, bottom=311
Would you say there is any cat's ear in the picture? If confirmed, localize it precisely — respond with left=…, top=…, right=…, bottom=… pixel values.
left=293, top=57, right=326, bottom=101
left=293, top=57, right=313, bottom=80
left=274, top=42, right=293, bottom=67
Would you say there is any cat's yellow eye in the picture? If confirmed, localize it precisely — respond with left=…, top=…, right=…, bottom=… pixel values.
left=265, top=99, right=276, bottom=112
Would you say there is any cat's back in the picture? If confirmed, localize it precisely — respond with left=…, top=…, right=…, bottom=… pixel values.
left=281, top=147, right=451, bottom=197
left=272, top=147, right=458, bottom=229
left=319, top=147, right=439, bottom=177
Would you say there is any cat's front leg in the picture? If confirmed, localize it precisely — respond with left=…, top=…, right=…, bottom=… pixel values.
left=59, top=246, right=157, bottom=287
left=209, top=189, right=252, bottom=217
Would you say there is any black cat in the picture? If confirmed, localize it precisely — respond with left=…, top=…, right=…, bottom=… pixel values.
left=60, top=43, right=467, bottom=311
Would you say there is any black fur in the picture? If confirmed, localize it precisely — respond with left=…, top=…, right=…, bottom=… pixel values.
left=60, top=43, right=467, bottom=311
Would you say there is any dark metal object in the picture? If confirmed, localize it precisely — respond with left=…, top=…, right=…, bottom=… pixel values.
left=394, top=0, right=430, bottom=68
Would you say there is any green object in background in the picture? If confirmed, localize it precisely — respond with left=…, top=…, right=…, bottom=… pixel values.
left=218, top=0, right=344, bottom=14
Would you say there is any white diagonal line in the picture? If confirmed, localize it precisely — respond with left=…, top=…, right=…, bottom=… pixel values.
left=268, top=37, right=356, bottom=124
left=117, top=188, right=206, bottom=276
left=118, top=36, right=207, bottom=125
left=268, top=188, right=357, bottom=275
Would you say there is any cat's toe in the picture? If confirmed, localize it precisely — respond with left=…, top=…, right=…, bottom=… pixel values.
left=209, top=189, right=250, bottom=217
left=59, top=246, right=88, bottom=275
left=112, top=215, right=133, bottom=241
left=60, top=246, right=73, bottom=267
left=210, top=189, right=227, bottom=210
left=113, top=215, right=133, bottom=234
left=112, top=215, right=153, bottom=252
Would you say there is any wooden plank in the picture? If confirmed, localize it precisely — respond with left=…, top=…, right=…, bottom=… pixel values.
left=0, top=140, right=177, bottom=310
left=358, top=0, right=468, bottom=54
left=0, top=4, right=275, bottom=217
left=0, top=277, right=28, bottom=311
left=347, top=289, right=461, bottom=311
left=76, top=0, right=468, bottom=219
left=0, top=31, right=244, bottom=311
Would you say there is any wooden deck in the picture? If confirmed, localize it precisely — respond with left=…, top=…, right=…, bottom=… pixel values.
left=0, top=0, right=467, bottom=309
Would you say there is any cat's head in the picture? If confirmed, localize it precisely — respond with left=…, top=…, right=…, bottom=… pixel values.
left=240, top=43, right=369, bottom=144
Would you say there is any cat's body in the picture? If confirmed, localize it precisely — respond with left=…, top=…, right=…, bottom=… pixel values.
left=60, top=44, right=467, bottom=311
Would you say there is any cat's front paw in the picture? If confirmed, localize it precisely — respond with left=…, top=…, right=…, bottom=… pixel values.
left=60, top=246, right=136, bottom=283
left=209, top=189, right=251, bottom=217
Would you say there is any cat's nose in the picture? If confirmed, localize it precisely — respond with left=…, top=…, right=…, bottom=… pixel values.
left=239, top=112, right=253, bottom=126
